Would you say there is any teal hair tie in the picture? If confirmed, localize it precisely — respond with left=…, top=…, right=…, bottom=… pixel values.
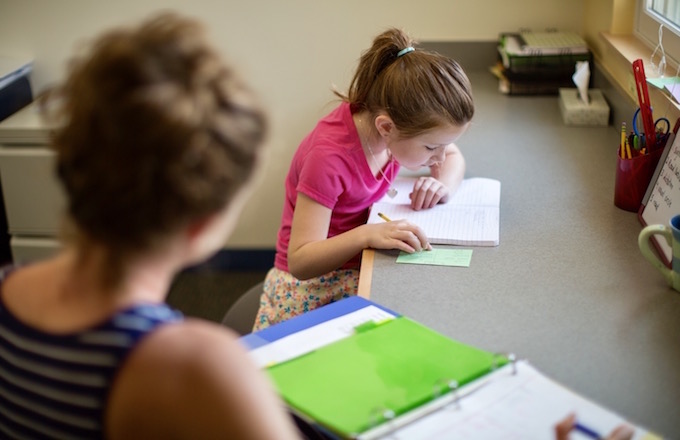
left=397, top=47, right=415, bottom=57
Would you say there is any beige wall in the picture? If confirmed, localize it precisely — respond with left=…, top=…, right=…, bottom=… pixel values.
left=584, top=0, right=635, bottom=60
left=0, top=0, right=589, bottom=248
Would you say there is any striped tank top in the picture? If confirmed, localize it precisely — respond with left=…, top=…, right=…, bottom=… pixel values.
left=0, top=266, right=183, bottom=439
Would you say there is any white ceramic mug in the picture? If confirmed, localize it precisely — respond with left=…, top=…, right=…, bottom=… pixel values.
left=638, top=214, right=680, bottom=291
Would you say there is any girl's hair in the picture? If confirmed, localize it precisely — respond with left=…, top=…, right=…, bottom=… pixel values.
left=336, top=28, right=474, bottom=137
left=44, top=12, right=267, bottom=281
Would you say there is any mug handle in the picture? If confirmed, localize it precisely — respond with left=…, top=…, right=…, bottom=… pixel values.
left=638, top=224, right=673, bottom=285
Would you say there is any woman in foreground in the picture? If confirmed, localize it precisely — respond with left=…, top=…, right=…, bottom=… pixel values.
left=0, top=12, right=300, bottom=439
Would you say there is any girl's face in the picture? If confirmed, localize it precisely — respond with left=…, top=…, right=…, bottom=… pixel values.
left=387, top=123, right=469, bottom=171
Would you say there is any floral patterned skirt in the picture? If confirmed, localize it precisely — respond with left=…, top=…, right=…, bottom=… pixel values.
left=252, top=267, right=359, bottom=331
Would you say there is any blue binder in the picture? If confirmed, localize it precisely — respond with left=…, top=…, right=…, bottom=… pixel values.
left=0, top=60, right=33, bottom=123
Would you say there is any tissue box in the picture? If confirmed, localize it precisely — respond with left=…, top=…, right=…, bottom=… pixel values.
left=558, top=88, right=610, bottom=126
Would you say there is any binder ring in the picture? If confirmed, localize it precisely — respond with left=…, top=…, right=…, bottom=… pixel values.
left=492, top=352, right=518, bottom=375
left=508, top=353, right=517, bottom=374
left=433, top=378, right=458, bottom=398
left=368, top=407, right=395, bottom=428
left=433, top=378, right=461, bottom=410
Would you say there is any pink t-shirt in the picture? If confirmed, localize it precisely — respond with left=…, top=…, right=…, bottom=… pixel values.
left=274, top=102, right=399, bottom=272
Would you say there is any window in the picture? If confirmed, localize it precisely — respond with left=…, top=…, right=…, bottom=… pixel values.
left=649, top=0, right=680, bottom=28
left=636, top=0, right=680, bottom=75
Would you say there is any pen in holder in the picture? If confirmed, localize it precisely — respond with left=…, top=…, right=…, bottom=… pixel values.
left=614, top=140, right=663, bottom=212
left=617, top=60, right=674, bottom=212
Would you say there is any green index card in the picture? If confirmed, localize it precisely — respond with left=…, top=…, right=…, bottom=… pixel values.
left=266, top=316, right=506, bottom=437
left=396, top=248, right=472, bottom=267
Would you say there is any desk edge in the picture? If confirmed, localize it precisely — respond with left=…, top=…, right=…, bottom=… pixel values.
left=358, top=249, right=374, bottom=298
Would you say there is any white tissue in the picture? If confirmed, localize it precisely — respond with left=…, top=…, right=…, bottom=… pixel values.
left=572, top=61, right=590, bottom=105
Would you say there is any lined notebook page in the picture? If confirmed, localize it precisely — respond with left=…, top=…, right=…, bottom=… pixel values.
left=367, top=177, right=501, bottom=246
left=384, top=360, right=654, bottom=440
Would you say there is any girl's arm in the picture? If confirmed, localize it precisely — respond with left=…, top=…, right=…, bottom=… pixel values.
left=431, top=142, right=466, bottom=199
left=287, top=193, right=430, bottom=280
left=410, top=143, right=466, bottom=210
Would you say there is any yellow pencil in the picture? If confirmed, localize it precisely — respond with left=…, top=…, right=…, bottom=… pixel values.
left=620, top=122, right=626, bottom=159
left=377, top=212, right=392, bottom=222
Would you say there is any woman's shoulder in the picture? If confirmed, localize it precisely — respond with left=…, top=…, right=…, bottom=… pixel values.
left=119, top=317, right=247, bottom=375
left=106, top=318, right=277, bottom=438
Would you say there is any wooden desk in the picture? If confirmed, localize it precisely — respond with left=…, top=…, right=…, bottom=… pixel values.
left=359, top=71, right=680, bottom=437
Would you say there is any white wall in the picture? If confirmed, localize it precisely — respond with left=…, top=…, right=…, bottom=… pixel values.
left=0, top=0, right=585, bottom=248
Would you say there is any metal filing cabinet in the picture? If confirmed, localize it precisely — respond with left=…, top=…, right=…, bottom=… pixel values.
left=0, top=102, right=64, bottom=262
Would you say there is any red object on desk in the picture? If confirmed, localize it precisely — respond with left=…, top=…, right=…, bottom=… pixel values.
left=632, top=59, right=656, bottom=150
left=615, top=147, right=663, bottom=212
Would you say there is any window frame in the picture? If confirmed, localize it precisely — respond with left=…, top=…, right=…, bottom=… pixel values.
left=635, top=0, right=680, bottom=74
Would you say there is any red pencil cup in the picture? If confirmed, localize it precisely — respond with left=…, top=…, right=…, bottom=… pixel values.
left=614, top=147, right=663, bottom=212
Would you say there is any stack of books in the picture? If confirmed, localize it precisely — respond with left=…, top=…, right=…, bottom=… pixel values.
left=492, top=31, right=592, bottom=95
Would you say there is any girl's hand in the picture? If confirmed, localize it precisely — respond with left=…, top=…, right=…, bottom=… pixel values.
left=366, top=219, right=432, bottom=253
left=409, top=176, right=449, bottom=210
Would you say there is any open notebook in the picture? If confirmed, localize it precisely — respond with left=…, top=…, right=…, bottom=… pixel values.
left=242, top=297, right=657, bottom=440
left=367, top=176, right=501, bottom=246
left=266, top=316, right=508, bottom=437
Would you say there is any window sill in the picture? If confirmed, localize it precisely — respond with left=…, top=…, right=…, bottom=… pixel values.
left=598, top=32, right=680, bottom=119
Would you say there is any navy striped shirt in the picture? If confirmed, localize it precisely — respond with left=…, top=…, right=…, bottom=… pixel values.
left=0, top=266, right=183, bottom=439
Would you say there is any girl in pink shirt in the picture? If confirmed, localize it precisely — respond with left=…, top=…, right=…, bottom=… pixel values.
left=254, top=28, right=475, bottom=330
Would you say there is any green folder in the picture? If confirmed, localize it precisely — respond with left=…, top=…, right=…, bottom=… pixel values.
left=266, top=316, right=507, bottom=438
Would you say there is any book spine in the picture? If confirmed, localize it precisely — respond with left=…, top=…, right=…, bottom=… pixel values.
left=502, top=52, right=592, bottom=74
left=499, top=77, right=576, bottom=96
left=0, top=75, right=32, bottom=123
